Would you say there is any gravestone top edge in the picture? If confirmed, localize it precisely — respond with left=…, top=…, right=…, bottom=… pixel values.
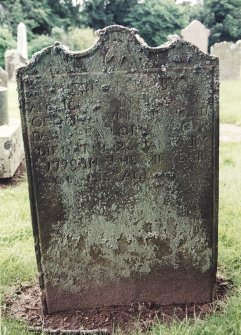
left=182, top=20, right=210, bottom=34
left=17, top=25, right=218, bottom=78
left=18, top=22, right=26, bottom=27
left=211, top=41, right=239, bottom=49
left=16, top=23, right=219, bottom=314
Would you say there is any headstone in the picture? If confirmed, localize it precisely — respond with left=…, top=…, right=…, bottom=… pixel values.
left=0, top=87, right=8, bottom=125
left=211, top=42, right=241, bottom=80
left=5, top=49, right=27, bottom=81
left=0, top=87, right=25, bottom=178
left=181, top=20, right=210, bottom=54
left=17, top=22, right=28, bottom=59
left=17, top=25, right=219, bottom=314
left=0, top=67, right=8, bottom=88
left=236, top=40, right=241, bottom=54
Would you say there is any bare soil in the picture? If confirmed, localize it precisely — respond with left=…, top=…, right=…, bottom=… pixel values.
left=5, top=276, right=230, bottom=334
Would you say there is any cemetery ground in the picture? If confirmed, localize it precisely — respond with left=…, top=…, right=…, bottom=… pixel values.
left=1, top=80, right=241, bottom=335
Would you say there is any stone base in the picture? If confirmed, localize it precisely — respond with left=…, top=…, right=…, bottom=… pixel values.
left=44, top=268, right=215, bottom=314
left=0, top=118, right=25, bottom=178
left=7, top=276, right=228, bottom=333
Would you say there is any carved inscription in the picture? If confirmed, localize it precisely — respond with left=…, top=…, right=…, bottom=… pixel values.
left=18, top=25, right=218, bottom=313
left=25, top=72, right=211, bottom=187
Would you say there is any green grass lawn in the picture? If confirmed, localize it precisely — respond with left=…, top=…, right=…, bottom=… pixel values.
left=1, top=79, right=241, bottom=334
left=220, top=79, right=241, bottom=126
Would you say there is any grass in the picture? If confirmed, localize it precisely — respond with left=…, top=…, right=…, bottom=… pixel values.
left=220, top=79, right=241, bottom=126
left=0, top=181, right=36, bottom=292
left=1, top=80, right=241, bottom=334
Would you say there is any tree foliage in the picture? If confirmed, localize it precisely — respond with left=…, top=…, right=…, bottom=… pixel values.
left=0, top=26, right=16, bottom=68
left=81, top=0, right=138, bottom=29
left=0, top=0, right=81, bottom=37
left=0, top=0, right=82, bottom=64
left=28, top=28, right=96, bottom=58
left=81, top=0, right=188, bottom=46
left=126, top=0, right=188, bottom=46
left=1, top=0, right=240, bottom=64
left=195, top=0, right=241, bottom=45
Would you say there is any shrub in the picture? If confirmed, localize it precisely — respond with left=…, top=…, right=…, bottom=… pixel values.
left=28, top=28, right=97, bottom=59
left=52, top=27, right=97, bottom=51
left=0, top=26, right=16, bottom=68
left=28, top=34, right=55, bottom=57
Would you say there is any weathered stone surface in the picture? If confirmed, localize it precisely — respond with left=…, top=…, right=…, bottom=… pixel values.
left=0, top=118, right=25, bottom=178
left=181, top=20, right=210, bottom=54
left=17, top=22, right=28, bottom=59
left=167, top=34, right=181, bottom=42
left=0, top=67, right=8, bottom=88
left=17, top=25, right=219, bottom=314
left=0, top=87, right=8, bottom=125
left=0, top=87, right=25, bottom=178
left=5, top=49, right=27, bottom=81
left=211, top=42, right=241, bottom=80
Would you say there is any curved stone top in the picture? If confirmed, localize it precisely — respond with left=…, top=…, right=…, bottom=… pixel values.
left=16, top=23, right=219, bottom=314
left=96, top=24, right=138, bottom=35
left=17, top=25, right=217, bottom=77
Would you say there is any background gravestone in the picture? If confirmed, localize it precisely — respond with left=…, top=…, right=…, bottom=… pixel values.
left=17, top=22, right=28, bottom=59
left=0, top=87, right=8, bottom=126
left=5, top=49, right=27, bottom=81
left=0, top=87, right=25, bottom=178
left=0, top=67, right=8, bottom=87
left=181, top=20, right=210, bottom=54
left=211, top=42, right=241, bottom=80
left=17, top=25, right=219, bottom=314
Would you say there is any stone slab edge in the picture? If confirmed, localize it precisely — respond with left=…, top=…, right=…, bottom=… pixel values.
left=16, top=25, right=219, bottom=314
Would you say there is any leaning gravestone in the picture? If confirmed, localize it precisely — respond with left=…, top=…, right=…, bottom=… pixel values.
left=17, top=25, right=219, bottom=314
left=0, top=86, right=25, bottom=178
left=5, top=49, right=27, bottom=81
left=181, top=20, right=210, bottom=54
left=211, top=42, right=241, bottom=80
left=0, top=67, right=8, bottom=87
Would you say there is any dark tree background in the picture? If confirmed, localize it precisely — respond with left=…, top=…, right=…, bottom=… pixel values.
left=0, top=0, right=241, bottom=67
left=194, top=0, right=241, bottom=46
left=81, top=0, right=138, bottom=29
left=125, top=0, right=188, bottom=46
left=0, top=0, right=81, bottom=37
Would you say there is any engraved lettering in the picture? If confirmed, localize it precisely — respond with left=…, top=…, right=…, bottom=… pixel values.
left=32, top=117, right=43, bottom=127
left=197, top=106, right=207, bottom=116
left=32, top=131, right=58, bottom=142
left=37, top=146, right=58, bottom=157
left=149, top=154, right=161, bottom=165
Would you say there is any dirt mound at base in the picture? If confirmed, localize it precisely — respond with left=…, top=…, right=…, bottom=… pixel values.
left=5, top=276, right=230, bottom=334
